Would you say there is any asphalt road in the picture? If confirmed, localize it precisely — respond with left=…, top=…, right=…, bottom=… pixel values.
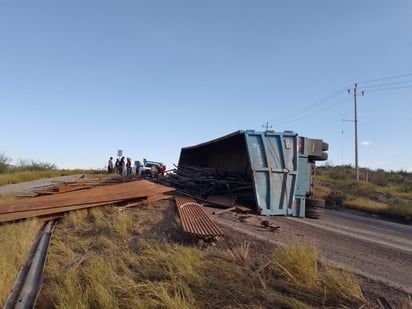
left=323, top=209, right=412, bottom=237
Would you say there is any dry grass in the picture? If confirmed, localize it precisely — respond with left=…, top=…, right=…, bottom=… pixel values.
left=396, top=192, right=412, bottom=200
left=345, top=197, right=390, bottom=212
left=2, top=197, right=408, bottom=308
left=314, top=177, right=412, bottom=223
left=322, top=265, right=365, bottom=304
left=266, top=239, right=367, bottom=308
left=224, top=239, right=252, bottom=267
left=270, top=239, right=319, bottom=286
left=0, top=170, right=88, bottom=186
left=312, top=182, right=332, bottom=199
left=0, top=219, right=42, bottom=304
left=30, top=205, right=373, bottom=309
left=0, top=192, right=18, bottom=202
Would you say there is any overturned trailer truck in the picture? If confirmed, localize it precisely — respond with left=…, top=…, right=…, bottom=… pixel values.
left=178, top=130, right=328, bottom=218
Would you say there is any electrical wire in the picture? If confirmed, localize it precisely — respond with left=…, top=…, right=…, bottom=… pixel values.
left=364, top=84, right=412, bottom=92
left=357, top=73, right=412, bottom=85
left=272, top=97, right=351, bottom=126
left=277, top=87, right=350, bottom=119
left=267, top=73, right=412, bottom=127
left=357, top=79, right=412, bottom=89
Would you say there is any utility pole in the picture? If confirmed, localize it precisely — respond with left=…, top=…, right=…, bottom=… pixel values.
left=262, top=121, right=272, bottom=131
left=348, top=83, right=364, bottom=181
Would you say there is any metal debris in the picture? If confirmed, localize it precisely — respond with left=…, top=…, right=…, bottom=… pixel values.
left=160, top=166, right=255, bottom=206
left=0, top=179, right=173, bottom=223
left=175, top=196, right=224, bottom=239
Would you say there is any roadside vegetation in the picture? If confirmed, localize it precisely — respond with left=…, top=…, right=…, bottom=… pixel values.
left=314, top=164, right=412, bottom=224
left=0, top=153, right=100, bottom=187
left=0, top=219, right=42, bottom=304
left=34, top=204, right=373, bottom=309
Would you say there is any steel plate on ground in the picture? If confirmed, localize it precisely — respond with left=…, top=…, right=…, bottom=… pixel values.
left=175, top=196, right=224, bottom=239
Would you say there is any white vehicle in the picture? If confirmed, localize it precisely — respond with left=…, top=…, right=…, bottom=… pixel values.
left=142, top=161, right=163, bottom=176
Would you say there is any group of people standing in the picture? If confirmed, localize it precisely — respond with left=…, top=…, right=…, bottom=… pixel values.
left=108, top=156, right=140, bottom=176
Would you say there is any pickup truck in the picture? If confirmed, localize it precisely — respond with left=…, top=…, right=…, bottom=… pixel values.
left=142, top=161, right=163, bottom=177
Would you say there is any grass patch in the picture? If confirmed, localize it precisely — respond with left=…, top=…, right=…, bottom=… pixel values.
left=314, top=168, right=412, bottom=223
left=0, top=192, right=18, bottom=203
left=0, top=169, right=99, bottom=186
left=266, top=239, right=366, bottom=308
left=396, top=192, right=412, bottom=200
left=32, top=205, right=371, bottom=309
left=322, top=265, right=365, bottom=305
left=345, top=197, right=390, bottom=212
left=0, top=219, right=42, bottom=304
left=269, top=239, right=319, bottom=287
left=312, top=182, right=332, bottom=199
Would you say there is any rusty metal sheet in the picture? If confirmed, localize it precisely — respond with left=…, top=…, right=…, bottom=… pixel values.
left=35, top=185, right=93, bottom=195
left=175, top=196, right=223, bottom=239
left=0, top=179, right=173, bottom=223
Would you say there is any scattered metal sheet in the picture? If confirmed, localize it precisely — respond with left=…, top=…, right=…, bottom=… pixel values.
left=175, top=196, right=224, bottom=239
left=0, top=179, right=173, bottom=223
left=35, top=185, right=93, bottom=196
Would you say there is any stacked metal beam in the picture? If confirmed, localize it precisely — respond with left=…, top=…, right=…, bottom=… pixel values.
left=159, top=166, right=255, bottom=206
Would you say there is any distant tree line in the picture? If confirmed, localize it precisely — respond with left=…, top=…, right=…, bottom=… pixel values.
left=0, top=153, right=56, bottom=174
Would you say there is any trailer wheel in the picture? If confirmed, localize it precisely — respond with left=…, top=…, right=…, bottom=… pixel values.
left=306, top=199, right=325, bottom=208
left=305, top=208, right=321, bottom=219
left=305, top=199, right=325, bottom=219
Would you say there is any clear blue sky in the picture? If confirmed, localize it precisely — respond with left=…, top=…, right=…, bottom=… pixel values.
left=1, top=1, right=411, bottom=172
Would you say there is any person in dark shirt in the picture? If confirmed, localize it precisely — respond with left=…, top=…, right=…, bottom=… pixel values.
left=108, top=157, right=114, bottom=173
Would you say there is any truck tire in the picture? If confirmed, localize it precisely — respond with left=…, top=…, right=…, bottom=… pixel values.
left=306, top=199, right=325, bottom=208
left=305, top=208, right=321, bottom=219
left=305, top=198, right=325, bottom=219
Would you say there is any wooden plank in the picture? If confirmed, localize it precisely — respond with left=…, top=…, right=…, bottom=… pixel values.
left=212, top=207, right=236, bottom=215
left=205, top=195, right=237, bottom=208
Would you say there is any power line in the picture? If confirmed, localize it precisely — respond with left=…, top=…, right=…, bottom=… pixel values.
left=363, top=84, right=412, bottom=92
left=271, top=87, right=350, bottom=121
left=357, top=73, right=412, bottom=85
left=358, top=79, right=412, bottom=89
left=272, top=97, right=351, bottom=126
left=270, top=73, right=412, bottom=128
